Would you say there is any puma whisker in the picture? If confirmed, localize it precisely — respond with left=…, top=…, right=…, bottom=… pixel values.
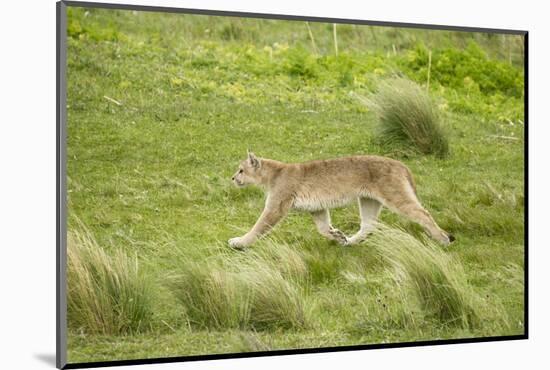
left=229, top=151, right=454, bottom=249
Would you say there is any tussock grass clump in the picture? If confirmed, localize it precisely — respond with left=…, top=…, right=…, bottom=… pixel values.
left=169, top=262, right=249, bottom=329
left=365, top=78, right=449, bottom=157
left=248, top=241, right=308, bottom=281
left=168, top=241, right=308, bottom=330
left=244, top=260, right=307, bottom=330
left=369, top=223, right=492, bottom=328
left=67, top=228, right=154, bottom=335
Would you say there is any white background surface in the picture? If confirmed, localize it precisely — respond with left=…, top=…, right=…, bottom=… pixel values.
left=0, top=0, right=547, bottom=369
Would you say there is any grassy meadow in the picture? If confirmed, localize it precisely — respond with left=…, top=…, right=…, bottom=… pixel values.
left=65, top=7, right=525, bottom=364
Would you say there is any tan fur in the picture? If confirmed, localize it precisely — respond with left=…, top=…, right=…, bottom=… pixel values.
left=229, top=152, right=452, bottom=249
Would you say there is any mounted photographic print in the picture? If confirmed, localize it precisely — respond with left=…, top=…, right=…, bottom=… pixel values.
left=56, top=1, right=527, bottom=368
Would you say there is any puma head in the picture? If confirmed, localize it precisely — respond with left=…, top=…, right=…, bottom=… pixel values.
left=232, top=151, right=262, bottom=187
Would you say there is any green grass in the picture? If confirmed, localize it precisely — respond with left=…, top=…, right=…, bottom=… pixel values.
left=66, top=7, right=524, bottom=364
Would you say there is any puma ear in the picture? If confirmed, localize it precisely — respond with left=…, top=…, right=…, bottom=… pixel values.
left=247, top=151, right=260, bottom=168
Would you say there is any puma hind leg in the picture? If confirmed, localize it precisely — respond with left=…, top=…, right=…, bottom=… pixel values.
left=380, top=180, right=454, bottom=246
left=347, top=198, right=382, bottom=245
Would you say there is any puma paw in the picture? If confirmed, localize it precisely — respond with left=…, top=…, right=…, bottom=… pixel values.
left=328, top=228, right=350, bottom=246
left=228, top=237, right=248, bottom=250
left=441, top=233, right=455, bottom=246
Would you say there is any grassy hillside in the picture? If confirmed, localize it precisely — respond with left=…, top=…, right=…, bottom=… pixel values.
left=66, top=6, right=525, bottom=363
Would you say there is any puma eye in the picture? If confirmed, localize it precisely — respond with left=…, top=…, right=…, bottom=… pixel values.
left=238, top=169, right=243, bottom=174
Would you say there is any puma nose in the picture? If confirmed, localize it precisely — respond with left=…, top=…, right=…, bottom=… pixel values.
left=232, top=176, right=235, bottom=181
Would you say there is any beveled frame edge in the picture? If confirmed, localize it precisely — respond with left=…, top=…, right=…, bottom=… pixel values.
left=57, top=1, right=68, bottom=368
left=63, top=0, right=527, bottom=34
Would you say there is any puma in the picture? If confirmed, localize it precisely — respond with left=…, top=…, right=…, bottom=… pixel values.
left=229, top=151, right=453, bottom=249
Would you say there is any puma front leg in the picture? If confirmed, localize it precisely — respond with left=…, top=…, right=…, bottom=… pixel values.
left=229, top=195, right=292, bottom=249
left=311, top=209, right=350, bottom=246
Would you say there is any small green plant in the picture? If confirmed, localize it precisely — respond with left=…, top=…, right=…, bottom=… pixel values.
left=220, top=22, right=244, bottom=41
left=67, top=227, right=154, bottom=335
left=364, top=78, right=449, bottom=157
left=283, top=47, right=319, bottom=79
